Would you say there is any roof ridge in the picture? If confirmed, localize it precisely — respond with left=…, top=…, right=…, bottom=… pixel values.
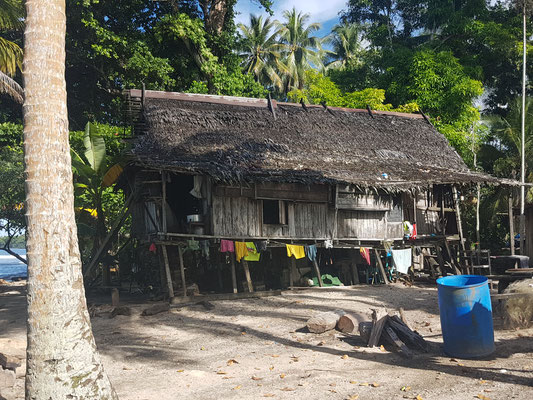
left=126, top=89, right=424, bottom=119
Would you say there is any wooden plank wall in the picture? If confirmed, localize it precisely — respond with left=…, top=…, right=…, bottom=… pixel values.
left=212, top=195, right=261, bottom=237
left=337, top=210, right=387, bottom=239
left=293, top=203, right=328, bottom=238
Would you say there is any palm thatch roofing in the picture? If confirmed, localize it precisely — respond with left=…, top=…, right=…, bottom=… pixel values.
left=127, top=90, right=507, bottom=191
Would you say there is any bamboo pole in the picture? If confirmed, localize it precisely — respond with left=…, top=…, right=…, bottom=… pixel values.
left=520, top=2, right=527, bottom=256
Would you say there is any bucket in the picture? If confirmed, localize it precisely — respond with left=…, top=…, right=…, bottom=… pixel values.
left=436, top=275, right=495, bottom=358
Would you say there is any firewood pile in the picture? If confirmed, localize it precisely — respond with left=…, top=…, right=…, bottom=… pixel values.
left=363, top=309, right=429, bottom=358
left=306, top=308, right=429, bottom=358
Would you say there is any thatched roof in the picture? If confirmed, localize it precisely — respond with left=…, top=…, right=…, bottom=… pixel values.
left=128, top=90, right=505, bottom=190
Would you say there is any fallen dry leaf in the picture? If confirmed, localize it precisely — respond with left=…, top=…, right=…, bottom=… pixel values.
left=475, top=395, right=490, bottom=400
left=450, top=358, right=458, bottom=362
left=400, top=386, right=411, bottom=392
left=317, top=341, right=325, bottom=346
left=416, top=395, right=423, bottom=400
left=271, top=354, right=280, bottom=358
left=241, top=332, right=247, bottom=335
left=346, top=395, right=359, bottom=400
left=227, top=359, right=239, bottom=366
left=263, top=394, right=275, bottom=398
left=252, top=376, right=263, bottom=381
left=329, top=383, right=336, bottom=387
left=269, top=366, right=274, bottom=371
left=217, top=371, right=227, bottom=375
left=177, top=370, right=184, bottom=373
left=484, top=389, right=492, bottom=393
left=458, top=363, right=465, bottom=367
left=233, top=385, right=242, bottom=390
left=341, top=354, right=349, bottom=359
left=280, top=387, right=295, bottom=392
left=349, top=381, right=357, bottom=384
left=291, top=356, right=299, bottom=362
left=329, top=389, right=337, bottom=393
left=200, top=346, right=206, bottom=351
left=371, top=382, right=380, bottom=387
left=222, top=377, right=234, bottom=380
left=359, top=383, right=369, bottom=386
left=280, top=373, right=286, bottom=379
left=479, top=380, right=487, bottom=384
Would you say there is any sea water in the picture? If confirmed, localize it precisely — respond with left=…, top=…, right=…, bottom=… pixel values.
left=0, top=248, right=27, bottom=280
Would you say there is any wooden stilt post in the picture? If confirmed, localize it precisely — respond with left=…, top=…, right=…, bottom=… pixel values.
left=312, top=259, right=324, bottom=287
left=374, top=249, right=390, bottom=284
left=242, top=260, right=253, bottom=292
left=161, top=245, right=174, bottom=298
left=452, top=186, right=467, bottom=272
left=289, top=256, right=294, bottom=288
left=290, top=256, right=296, bottom=287
left=444, top=239, right=462, bottom=275
left=509, top=193, right=515, bottom=256
left=178, top=245, right=187, bottom=297
left=350, top=249, right=359, bottom=285
left=434, top=244, right=446, bottom=275
left=230, top=255, right=238, bottom=294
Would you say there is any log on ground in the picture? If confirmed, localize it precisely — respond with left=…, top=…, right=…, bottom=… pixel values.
left=306, top=310, right=346, bottom=333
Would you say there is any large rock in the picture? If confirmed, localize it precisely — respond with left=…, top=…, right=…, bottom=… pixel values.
left=502, top=278, right=533, bottom=329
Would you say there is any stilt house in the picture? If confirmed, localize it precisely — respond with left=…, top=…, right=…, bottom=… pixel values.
left=121, top=89, right=505, bottom=297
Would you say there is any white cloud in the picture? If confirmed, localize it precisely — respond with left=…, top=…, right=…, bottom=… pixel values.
left=234, top=0, right=345, bottom=26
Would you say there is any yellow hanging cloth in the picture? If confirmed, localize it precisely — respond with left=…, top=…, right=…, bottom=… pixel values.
left=235, top=241, right=249, bottom=262
left=286, top=244, right=305, bottom=259
left=244, top=242, right=261, bottom=262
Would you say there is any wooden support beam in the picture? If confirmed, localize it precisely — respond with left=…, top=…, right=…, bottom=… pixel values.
left=230, top=255, right=238, bottom=294
left=444, top=239, right=462, bottom=275
left=177, top=245, right=187, bottom=297
left=242, top=260, right=253, bottom=292
left=374, top=249, right=390, bottom=284
left=161, top=245, right=174, bottom=298
left=312, top=258, right=324, bottom=287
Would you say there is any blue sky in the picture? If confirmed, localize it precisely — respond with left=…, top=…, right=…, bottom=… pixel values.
left=234, top=0, right=346, bottom=38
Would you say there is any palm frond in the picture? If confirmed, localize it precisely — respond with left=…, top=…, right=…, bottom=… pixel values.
left=0, top=69, right=23, bottom=103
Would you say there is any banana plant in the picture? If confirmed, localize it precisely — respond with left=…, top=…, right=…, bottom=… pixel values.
left=71, top=122, right=124, bottom=265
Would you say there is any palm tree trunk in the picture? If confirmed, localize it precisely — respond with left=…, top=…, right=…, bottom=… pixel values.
left=23, top=0, right=117, bottom=398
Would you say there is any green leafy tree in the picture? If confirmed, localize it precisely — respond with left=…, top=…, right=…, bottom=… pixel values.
left=288, top=70, right=419, bottom=112
left=238, top=14, right=282, bottom=90
left=157, top=13, right=266, bottom=97
left=0, top=122, right=25, bottom=262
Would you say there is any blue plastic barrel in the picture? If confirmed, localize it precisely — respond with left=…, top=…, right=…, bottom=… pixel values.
left=436, top=275, right=495, bottom=358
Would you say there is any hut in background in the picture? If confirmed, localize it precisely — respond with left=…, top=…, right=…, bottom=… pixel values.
left=118, top=89, right=508, bottom=298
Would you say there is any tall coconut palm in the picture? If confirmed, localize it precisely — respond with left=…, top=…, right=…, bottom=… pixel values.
left=238, top=14, right=282, bottom=90
left=23, top=0, right=117, bottom=397
left=274, top=8, right=324, bottom=93
left=0, top=0, right=23, bottom=103
left=325, top=22, right=364, bottom=70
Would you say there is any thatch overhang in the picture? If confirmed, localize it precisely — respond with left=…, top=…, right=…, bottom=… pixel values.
left=126, top=90, right=514, bottom=192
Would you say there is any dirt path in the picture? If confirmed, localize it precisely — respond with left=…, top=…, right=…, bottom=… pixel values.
left=1, top=282, right=533, bottom=400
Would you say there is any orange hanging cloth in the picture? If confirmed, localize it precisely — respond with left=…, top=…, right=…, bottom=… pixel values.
left=360, top=247, right=371, bottom=265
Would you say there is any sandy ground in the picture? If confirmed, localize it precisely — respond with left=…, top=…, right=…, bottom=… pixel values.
left=1, top=281, right=533, bottom=400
